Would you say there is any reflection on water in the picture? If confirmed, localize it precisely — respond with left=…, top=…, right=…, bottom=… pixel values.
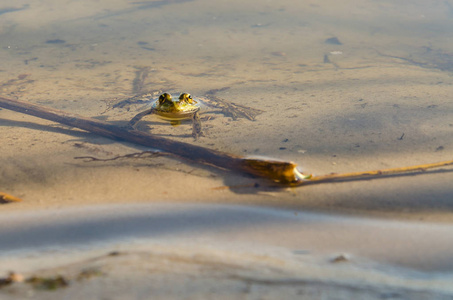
left=0, top=0, right=452, bottom=213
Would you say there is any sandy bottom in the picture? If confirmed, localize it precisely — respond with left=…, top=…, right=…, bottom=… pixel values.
left=1, top=203, right=453, bottom=299
left=1, top=0, right=453, bottom=298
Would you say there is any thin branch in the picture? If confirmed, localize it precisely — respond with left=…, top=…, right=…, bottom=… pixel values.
left=301, top=160, right=453, bottom=186
left=74, top=150, right=166, bottom=162
left=0, top=96, right=304, bottom=184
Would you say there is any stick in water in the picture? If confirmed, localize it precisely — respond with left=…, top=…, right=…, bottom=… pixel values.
left=0, top=96, right=305, bottom=184
left=0, top=192, right=22, bottom=203
left=0, top=96, right=451, bottom=186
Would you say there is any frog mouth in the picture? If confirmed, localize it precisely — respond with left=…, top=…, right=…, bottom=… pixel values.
left=154, top=110, right=197, bottom=121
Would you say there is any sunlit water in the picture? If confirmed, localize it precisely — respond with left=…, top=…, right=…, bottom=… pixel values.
left=0, top=0, right=452, bottom=209
left=1, top=203, right=453, bottom=297
left=0, top=0, right=453, bottom=297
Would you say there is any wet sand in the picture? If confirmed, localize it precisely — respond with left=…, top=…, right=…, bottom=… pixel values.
left=1, top=204, right=453, bottom=299
left=1, top=0, right=453, bottom=298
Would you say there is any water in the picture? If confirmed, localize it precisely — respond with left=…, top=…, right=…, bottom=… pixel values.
left=0, top=1, right=453, bottom=297
left=2, top=0, right=452, bottom=211
left=1, top=203, right=453, bottom=297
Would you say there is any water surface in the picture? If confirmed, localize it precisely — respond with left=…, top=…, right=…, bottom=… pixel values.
left=1, top=0, right=453, bottom=298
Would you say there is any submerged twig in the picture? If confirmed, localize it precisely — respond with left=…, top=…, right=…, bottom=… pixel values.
left=302, top=160, right=453, bottom=186
left=74, top=150, right=165, bottom=162
left=0, top=96, right=304, bottom=184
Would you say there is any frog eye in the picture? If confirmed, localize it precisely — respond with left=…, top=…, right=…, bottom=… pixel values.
left=159, top=93, right=172, bottom=105
left=179, top=93, right=193, bottom=103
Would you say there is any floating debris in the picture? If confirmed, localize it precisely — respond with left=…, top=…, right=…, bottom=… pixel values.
left=435, top=146, right=444, bottom=152
left=331, top=254, right=350, bottom=263
left=0, top=192, right=22, bottom=203
left=26, top=275, right=69, bottom=290
left=0, top=272, right=24, bottom=287
left=325, top=37, right=342, bottom=45
left=45, top=39, right=66, bottom=44
left=76, top=268, right=104, bottom=281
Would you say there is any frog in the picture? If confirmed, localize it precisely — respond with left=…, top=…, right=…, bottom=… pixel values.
left=111, top=90, right=264, bottom=140
left=127, top=92, right=204, bottom=139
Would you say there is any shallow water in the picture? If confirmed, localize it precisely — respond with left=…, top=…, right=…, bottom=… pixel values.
left=1, top=203, right=453, bottom=297
left=2, top=203, right=453, bottom=274
left=0, top=0, right=453, bottom=297
left=0, top=0, right=452, bottom=214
